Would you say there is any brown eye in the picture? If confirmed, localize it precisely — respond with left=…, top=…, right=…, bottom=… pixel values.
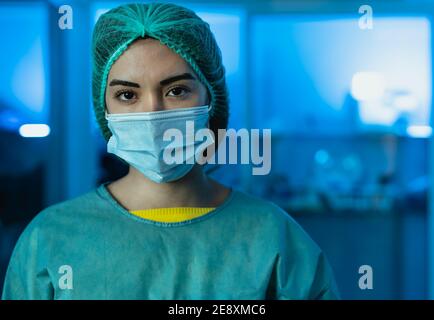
left=115, top=90, right=137, bottom=102
left=167, top=86, right=190, bottom=97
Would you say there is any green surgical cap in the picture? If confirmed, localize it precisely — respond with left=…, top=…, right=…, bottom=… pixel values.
left=92, top=2, right=230, bottom=142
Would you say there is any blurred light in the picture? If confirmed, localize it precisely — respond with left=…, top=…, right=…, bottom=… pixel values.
left=12, top=38, right=45, bottom=113
left=19, top=124, right=50, bottom=138
left=406, top=125, right=432, bottom=138
left=358, top=101, right=398, bottom=126
left=351, top=72, right=385, bottom=101
left=393, top=94, right=419, bottom=111
left=195, top=12, right=241, bottom=76
left=315, top=149, right=330, bottom=165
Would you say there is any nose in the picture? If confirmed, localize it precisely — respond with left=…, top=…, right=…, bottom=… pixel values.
left=139, top=92, right=164, bottom=112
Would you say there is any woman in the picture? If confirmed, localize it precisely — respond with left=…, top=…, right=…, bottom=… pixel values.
left=2, top=2, right=339, bottom=300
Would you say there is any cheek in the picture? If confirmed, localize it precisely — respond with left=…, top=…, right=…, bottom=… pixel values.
left=104, top=91, right=112, bottom=111
left=104, top=89, right=120, bottom=113
left=196, top=85, right=209, bottom=105
left=193, top=92, right=208, bottom=107
left=203, top=89, right=211, bottom=105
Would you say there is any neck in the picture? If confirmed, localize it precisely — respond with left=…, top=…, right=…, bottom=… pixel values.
left=113, top=164, right=222, bottom=209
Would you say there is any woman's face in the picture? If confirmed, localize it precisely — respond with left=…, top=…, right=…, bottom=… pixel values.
left=105, top=38, right=209, bottom=114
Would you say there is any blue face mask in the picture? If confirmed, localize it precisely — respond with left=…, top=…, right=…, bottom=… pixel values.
left=105, top=105, right=213, bottom=183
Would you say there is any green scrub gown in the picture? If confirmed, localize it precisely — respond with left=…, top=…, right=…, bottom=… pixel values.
left=2, top=182, right=339, bottom=300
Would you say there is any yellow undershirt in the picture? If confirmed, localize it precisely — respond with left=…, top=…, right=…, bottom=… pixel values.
left=129, top=207, right=216, bottom=223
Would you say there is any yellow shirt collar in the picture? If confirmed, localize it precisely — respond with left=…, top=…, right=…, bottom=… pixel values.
left=129, top=207, right=216, bottom=223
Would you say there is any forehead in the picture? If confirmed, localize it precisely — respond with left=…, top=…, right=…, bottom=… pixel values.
left=108, top=38, right=193, bottom=80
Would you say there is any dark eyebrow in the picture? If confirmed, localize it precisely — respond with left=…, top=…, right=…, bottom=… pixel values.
left=109, top=79, right=140, bottom=88
left=160, top=73, right=196, bottom=86
left=108, top=73, right=196, bottom=88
